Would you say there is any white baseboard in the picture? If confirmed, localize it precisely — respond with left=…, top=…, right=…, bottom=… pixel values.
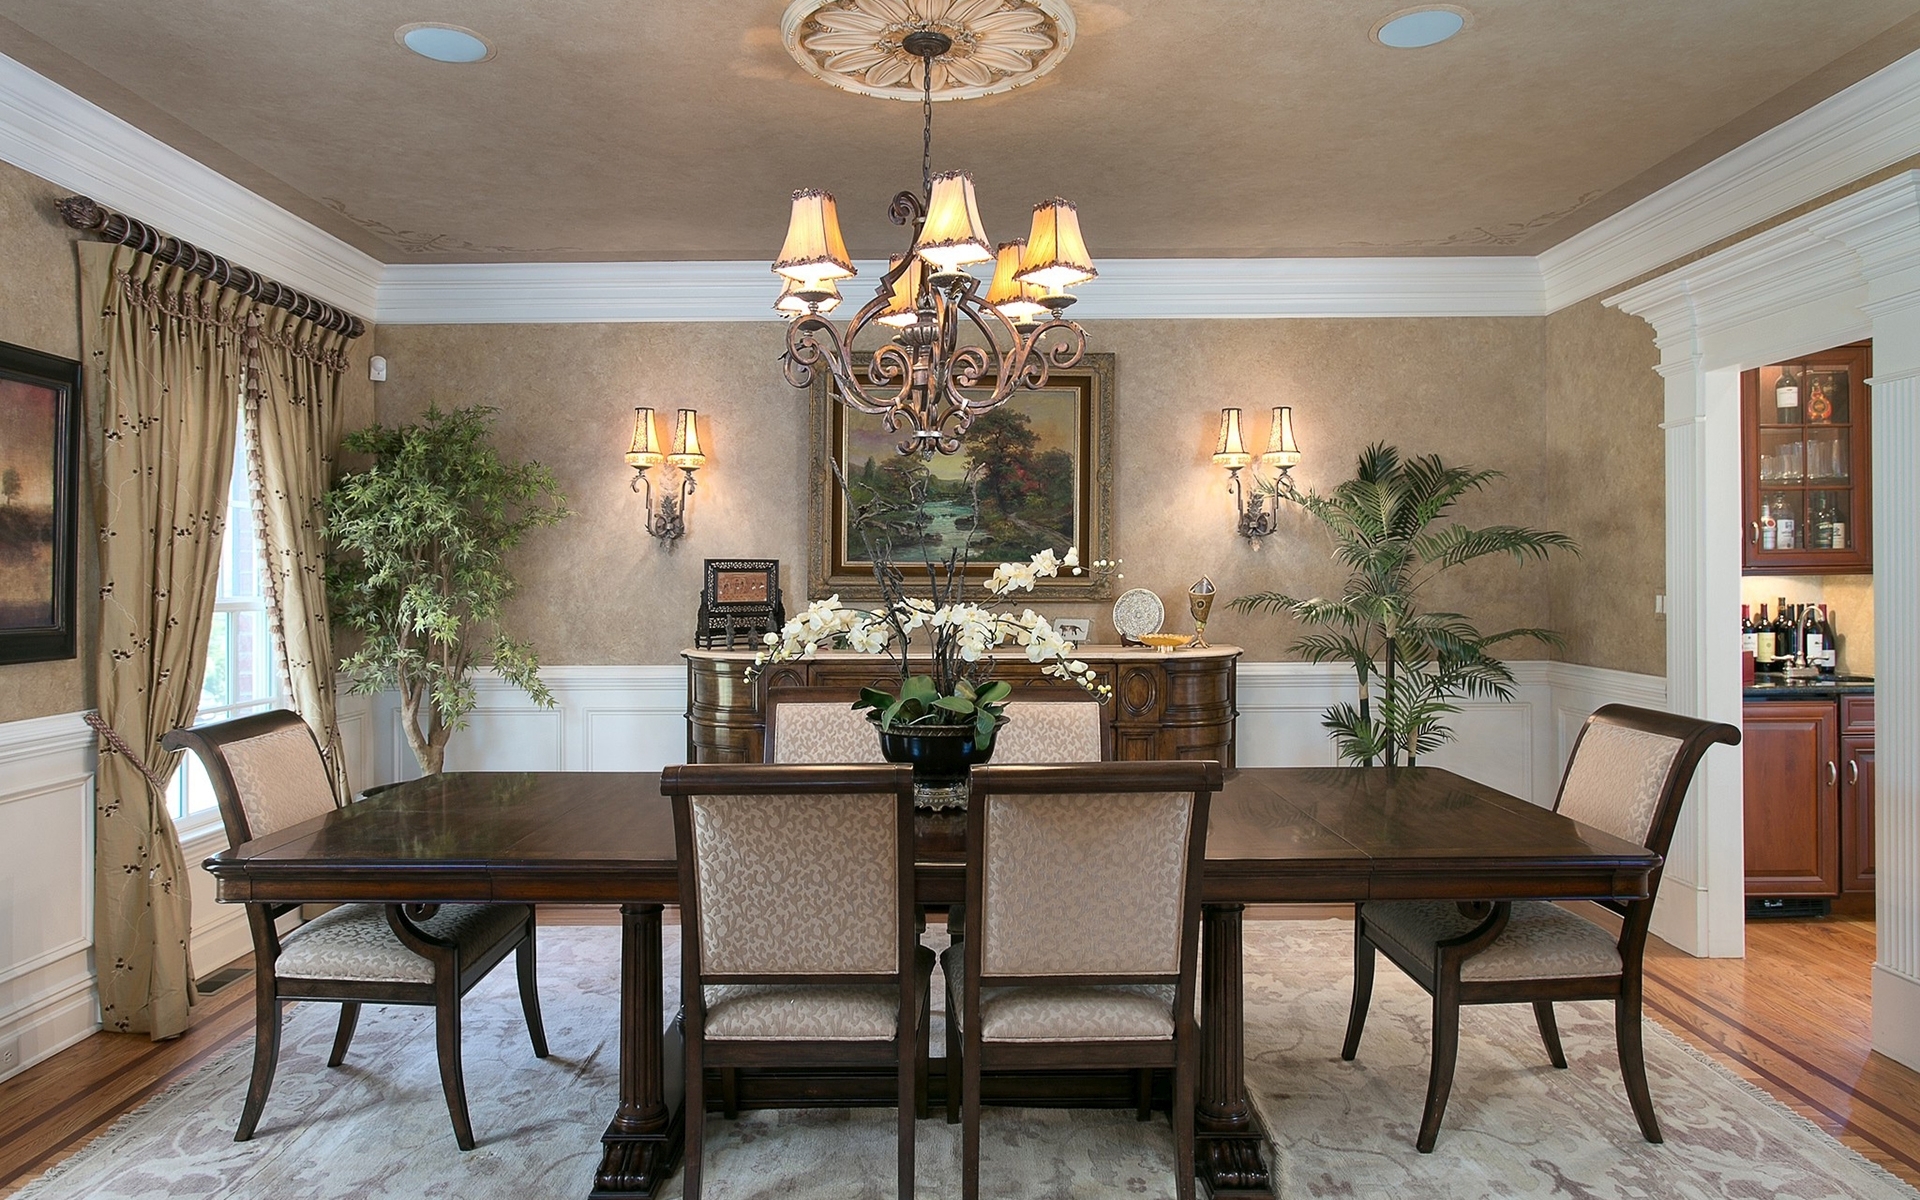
left=1872, top=964, right=1920, bottom=1071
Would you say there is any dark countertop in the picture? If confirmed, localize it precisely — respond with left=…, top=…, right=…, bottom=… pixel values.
left=1744, top=674, right=1874, bottom=700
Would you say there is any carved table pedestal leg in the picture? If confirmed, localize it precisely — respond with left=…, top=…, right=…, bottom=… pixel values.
left=592, top=904, right=683, bottom=1198
left=1196, top=903, right=1271, bottom=1198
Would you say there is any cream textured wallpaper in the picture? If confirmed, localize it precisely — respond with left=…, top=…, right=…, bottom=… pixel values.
left=0, top=157, right=378, bottom=725
left=371, top=317, right=1573, bottom=667
left=1544, top=298, right=1668, bottom=677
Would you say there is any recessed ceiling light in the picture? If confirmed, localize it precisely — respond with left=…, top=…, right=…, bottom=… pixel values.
left=1373, top=7, right=1469, bottom=49
left=396, top=23, right=494, bottom=64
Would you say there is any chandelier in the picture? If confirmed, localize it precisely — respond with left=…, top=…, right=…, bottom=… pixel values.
left=772, top=12, right=1096, bottom=456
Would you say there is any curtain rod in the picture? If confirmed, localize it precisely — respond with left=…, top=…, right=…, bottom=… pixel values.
left=56, top=195, right=366, bottom=339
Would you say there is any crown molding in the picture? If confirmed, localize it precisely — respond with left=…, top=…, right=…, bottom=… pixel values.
left=0, top=51, right=382, bottom=320
left=1541, top=47, right=1920, bottom=314
left=376, top=254, right=1548, bottom=324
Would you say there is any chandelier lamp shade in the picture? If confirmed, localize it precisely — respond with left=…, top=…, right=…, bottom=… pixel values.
left=772, top=21, right=1095, bottom=456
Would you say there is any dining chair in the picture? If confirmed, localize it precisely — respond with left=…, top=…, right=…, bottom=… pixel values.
left=163, top=710, right=548, bottom=1150
left=946, top=760, right=1220, bottom=1200
left=764, top=686, right=886, bottom=764
left=1339, top=704, right=1740, bottom=1152
left=663, top=762, right=928, bottom=1200
left=991, top=697, right=1107, bottom=762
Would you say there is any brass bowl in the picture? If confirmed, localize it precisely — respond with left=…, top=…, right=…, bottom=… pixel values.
left=1138, top=632, right=1192, bottom=652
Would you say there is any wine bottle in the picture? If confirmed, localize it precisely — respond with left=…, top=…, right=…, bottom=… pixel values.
left=1776, top=366, right=1801, bottom=420
left=1760, top=503, right=1776, bottom=550
left=1820, top=605, right=1838, bottom=672
left=1741, top=604, right=1757, bottom=684
left=1755, top=603, right=1776, bottom=667
left=1804, top=605, right=1825, bottom=668
left=1830, top=509, right=1846, bottom=551
left=1775, top=498, right=1797, bottom=551
left=1774, top=597, right=1797, bottom=663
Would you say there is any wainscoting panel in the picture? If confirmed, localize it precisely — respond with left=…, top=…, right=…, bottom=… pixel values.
left=0, top=712, right=97, bottom=1082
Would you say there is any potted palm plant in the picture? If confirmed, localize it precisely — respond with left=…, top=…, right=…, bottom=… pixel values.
left=1232, top=443, right=1574, bottom=767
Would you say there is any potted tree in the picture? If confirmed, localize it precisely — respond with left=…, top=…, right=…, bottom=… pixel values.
left=1232, top=443, right=1574, bottom=768
left=325, top=404, right=570, bottom=775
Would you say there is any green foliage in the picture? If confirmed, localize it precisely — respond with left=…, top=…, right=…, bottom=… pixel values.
left=1230, top=443, right=1575, bottom=767
left=324, top=405, right=570, bottom=773
left=855, top=677, right=1011, bottom=743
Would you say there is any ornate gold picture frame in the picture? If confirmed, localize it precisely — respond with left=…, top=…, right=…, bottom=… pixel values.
left=808, top=352, right=1114, bottom=602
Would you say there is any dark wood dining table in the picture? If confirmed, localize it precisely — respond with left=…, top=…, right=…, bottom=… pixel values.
left=205, top=766, right=1660, bottom=1200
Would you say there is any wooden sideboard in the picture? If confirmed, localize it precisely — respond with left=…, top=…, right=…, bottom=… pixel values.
left=683, top=645, right=1241, bottom=766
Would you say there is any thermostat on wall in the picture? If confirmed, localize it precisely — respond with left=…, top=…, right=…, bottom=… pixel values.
left=368, top=355, right=388, bottom=382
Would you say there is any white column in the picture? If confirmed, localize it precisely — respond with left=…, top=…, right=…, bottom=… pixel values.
left=1829, top=182, right=1920, bottom=1071
left=1867, top=360, right=1920, bottom=1071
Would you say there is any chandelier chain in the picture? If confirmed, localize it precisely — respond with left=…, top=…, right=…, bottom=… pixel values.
left=921, top=51, right=934, bottom=201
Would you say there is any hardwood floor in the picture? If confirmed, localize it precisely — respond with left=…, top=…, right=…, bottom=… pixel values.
left=2, top=909, right=1916, bottom=1194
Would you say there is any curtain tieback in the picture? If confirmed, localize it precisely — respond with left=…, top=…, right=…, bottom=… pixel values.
left=84, top=710, right=170, bottom=793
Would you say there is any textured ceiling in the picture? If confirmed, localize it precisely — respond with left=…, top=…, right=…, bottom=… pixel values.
left=4, top=1, right=1920, bottom=264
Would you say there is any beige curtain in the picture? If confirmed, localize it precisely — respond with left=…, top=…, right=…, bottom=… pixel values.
left=245, top=309, right=352, bottom=802
left=81, top=242, right=248, bottom=1039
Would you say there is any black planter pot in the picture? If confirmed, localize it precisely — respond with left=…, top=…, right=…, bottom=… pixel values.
left=873, top=718, right=1003, bottom=809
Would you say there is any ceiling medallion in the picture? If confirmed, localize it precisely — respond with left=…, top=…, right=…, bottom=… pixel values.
left=781, top=0, right=1076, bottom=101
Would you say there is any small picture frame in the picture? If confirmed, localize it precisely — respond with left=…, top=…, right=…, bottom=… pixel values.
left=0, top=341, right=81, bottom=665
left=696, top=559, right=786, bottom=649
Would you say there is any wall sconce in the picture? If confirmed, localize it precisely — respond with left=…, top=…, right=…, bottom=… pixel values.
left=627, top=407, right=706, bottom=543
left=1213, top=406, right=1303, bottom=542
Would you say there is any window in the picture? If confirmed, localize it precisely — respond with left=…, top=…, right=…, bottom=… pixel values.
left=172, top=412, right=281, bottom=833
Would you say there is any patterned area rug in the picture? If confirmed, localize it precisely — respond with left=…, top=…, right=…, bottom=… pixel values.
left=15, top=921, right=1915, bottom=1199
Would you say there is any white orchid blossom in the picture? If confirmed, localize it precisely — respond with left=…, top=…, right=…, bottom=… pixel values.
left=748, top=545, right=1114, bottom=707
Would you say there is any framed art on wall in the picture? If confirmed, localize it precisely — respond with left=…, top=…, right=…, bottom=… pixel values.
left=808, top=352, right=1114, bottom=601
left=0, top=341, right=81, bottom=664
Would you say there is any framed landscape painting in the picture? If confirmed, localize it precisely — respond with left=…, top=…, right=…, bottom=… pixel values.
left=0, top=342, right=81, bottom=664
left=808, top=353, right=1113, bottom=601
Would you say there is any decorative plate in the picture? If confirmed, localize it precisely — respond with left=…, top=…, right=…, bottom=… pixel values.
left=1111, top=588, right=1164, bottom=641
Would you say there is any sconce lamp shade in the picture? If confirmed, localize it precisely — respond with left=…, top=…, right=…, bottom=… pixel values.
left=668, top=408, right=706, bottom=470
left=914, top=171, right=994, bottom=272
left=775, top=275, right=842, bottom=317
left=1212, top=407, right=1252, bottom=469
left=985, top=239, right=1048, bottom=323
left=773, top=189, right=855, bottom=285
left=877, top=255, right=926, bottom=328
left=1260, top=406, right=1302, bottom=468
left=627, top=407, right=665, bottom=469
left=1016, top=198, right=1098, bottom=289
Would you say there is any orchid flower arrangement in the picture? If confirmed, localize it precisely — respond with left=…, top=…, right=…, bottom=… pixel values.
left=751, top=461, right=1111, bottom=744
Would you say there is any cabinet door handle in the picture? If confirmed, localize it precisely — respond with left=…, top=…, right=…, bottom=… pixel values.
left=1749, top=522, right=1760, bottom=545
left=1827, top=761, right=1839, bottom=787
left=1848, top=760, right=1859, bottom=785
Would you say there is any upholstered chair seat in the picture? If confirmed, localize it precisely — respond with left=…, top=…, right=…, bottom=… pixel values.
left=162, top=710, right=548, bottom=1152
left=1359, top=900, right=1625, bottom=983
left=665, top=764, right=924, bottom=1200
left=276, top=902, right=534, bottom=984
left=950, top=762, right=1219, bottom=1200
left=941, top=951, right=1176, bottom=1041
left=1340, top=705, right=1740, bottom=1154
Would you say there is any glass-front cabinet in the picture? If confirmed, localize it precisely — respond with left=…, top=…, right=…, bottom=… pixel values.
left=1742, top=341, right=1872, bottom=575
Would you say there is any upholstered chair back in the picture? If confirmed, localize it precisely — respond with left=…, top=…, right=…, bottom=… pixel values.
left=976, top=787, right=1198, bottom=978
left=686, top=789, right=901, bottom=975
left=992, top=700, right=1105, bottom=763
left=767, top=701, right=887, bottom=765
left=1553, top=720, right=1687, bottom=851
left=163, top=710, right=340, bottom=846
